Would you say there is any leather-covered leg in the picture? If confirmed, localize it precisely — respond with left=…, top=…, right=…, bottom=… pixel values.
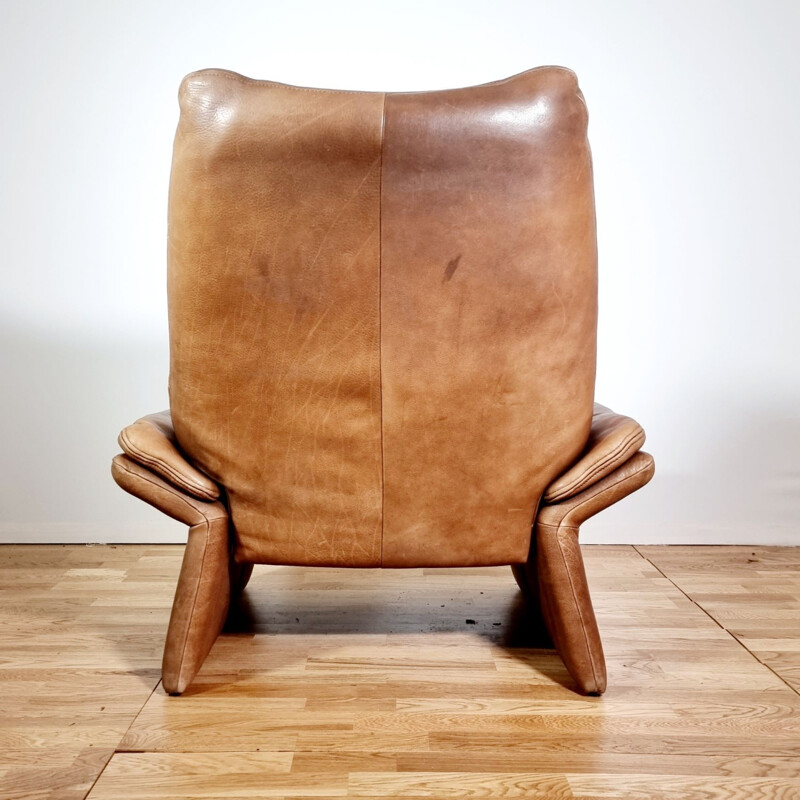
left=230, top=561, right=254, bottom=597
left=532, top=451, right=655, bottom=695
left=111, top=454, right=234, bottom=695
left=511, top=563, right=531, bottom=596
left=162, top=515, right=233, bottom=694
left=511, top=539, right=544, bottom=629
left=536, top=522, right=606, bottom=694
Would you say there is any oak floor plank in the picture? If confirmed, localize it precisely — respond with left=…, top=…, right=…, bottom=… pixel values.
left=567, top=773, right=800, bottom=800
left=347, top=770, right=572, bottom=797
left=0, top=748, right=114, bottom=800
left=86, top=752, right=311, bottom=799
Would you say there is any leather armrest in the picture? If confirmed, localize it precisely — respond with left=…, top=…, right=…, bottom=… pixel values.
left=111, top=454, right=227, bottom=526
left=543, top=403, right=646, bottom=504
left=117, top=411, right=219, bottom=501
left=538, top=450, right=655, bottom=529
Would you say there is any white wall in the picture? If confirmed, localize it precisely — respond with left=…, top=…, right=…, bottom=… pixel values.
left=1, top=0, right=798, bottom=544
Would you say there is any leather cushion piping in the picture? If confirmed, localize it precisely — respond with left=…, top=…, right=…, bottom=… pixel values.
left=544, top=407, right=645, bottom=504
left=118, top=424, right=219, bottom=501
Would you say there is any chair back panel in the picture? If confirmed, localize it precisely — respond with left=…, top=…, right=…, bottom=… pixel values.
left=167, top=67, right=597, bottom=567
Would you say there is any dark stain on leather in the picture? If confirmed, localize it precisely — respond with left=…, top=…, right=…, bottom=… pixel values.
left=443, top=254, right=462, bottom=282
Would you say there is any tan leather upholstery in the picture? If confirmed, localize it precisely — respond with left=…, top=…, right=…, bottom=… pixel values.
left=118, top=411, right=220, bottom=501
left=112, top=66, right=654, bottom=695
left=111, top=454, right=251, bottom=693
left=535, top=451, right=654, bottom=694
left=167, top=66, right=596, bottom=568
left=168, top=75, right=385, bottom=567
left=543, top=404, right=646, bottom=503
left=379, top=72, right=596, bottom=566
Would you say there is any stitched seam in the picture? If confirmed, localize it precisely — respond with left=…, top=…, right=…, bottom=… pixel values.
left=378, top=92, right=386, bottom=567
left=568, top=456, right=651, bottom=517
left=120, top=431, right=215, bottom=498
left=546, top=427, right=645, bottom=502
left=554, top=527, right=600, bottom=691
left=119, top=429, right=217, bottom=500
left=565, top=428, right=645, bottom=490
left=561, top=456, right=653, bottom=523
left=114, top=458, right=215, bottom=522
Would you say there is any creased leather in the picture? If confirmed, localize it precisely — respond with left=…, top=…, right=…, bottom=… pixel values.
left=543, top=403, right=646, bottom=504
left=118, top=410, right=220, bottom=501
left=380, top=67, right=597, bottom=566
left=168, top=71, right=384, bottom=567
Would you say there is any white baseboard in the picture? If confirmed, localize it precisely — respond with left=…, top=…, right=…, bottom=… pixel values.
left=0, top=522, right=184, bottom=544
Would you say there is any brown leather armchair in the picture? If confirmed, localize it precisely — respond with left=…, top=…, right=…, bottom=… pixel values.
left=112, top=66, right=654, bottom=696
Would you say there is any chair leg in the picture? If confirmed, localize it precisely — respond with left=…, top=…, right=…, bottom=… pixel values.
left=162, top=515, right=234, bottom=695
left=535, top=522, right=606, bottom=694
left=511, top=554, right=544, bottom=626
left=511, top=563, right=531, bottom=595
left=230, top=561, right=254, bottom=597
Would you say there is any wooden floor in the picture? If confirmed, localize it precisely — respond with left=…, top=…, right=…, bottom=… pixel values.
left=1, top=545, right=799, bottom=799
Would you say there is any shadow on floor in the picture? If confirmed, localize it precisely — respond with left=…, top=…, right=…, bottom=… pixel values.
left=219, top=567, right=571, bottom=691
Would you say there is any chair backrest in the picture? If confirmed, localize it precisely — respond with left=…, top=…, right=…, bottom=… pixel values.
left=167, top=67, right=597, bottom=568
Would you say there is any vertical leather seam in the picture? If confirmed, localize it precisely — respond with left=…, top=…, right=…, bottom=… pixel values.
left=555, top=525, right=600, bottom=692
left=378, top=92, right=387, bottom=567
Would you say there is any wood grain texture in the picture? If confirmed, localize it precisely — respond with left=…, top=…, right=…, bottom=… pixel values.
left=0, top=545, right=176, bottom=799
left=639, top=545, right=800, bottom=694
left=0, top=544, right=798, bottom=799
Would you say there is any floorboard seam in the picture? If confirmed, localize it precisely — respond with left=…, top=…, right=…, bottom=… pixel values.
left=80, top=750, right=115, bottom=800
left=632, top=545, right=800, bottom=698
left=82, top=677, right=164, bottom=797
